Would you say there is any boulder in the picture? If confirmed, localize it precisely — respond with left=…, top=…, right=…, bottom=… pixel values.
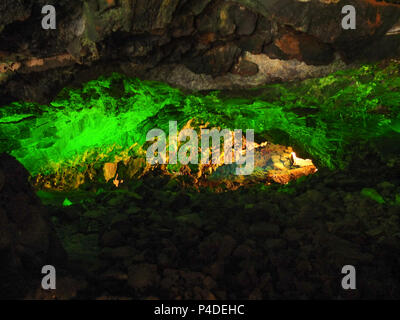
left=0, top=153, right=67, bottom=299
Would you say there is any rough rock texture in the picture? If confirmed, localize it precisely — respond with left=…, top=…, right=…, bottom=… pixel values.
left=46, top=152, right=400, bottom=299
left=1, top=0, right=400, bottom=104
left=0, top=153, right=66, bottom=299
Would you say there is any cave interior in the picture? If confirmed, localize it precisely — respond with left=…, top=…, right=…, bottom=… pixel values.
left=1, top=0, right=400, bottom=300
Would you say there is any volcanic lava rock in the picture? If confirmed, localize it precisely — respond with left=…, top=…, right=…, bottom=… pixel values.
left=128, top=263, right=160, bottom=291
left=1, top=0, right=400, bottom=103
left=0, top=153, right=67, bottom=299
left=231, top=58, right=259, bottom=76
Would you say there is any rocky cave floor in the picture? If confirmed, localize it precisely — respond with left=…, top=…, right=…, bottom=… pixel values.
left=30, top=150, right=400, bottom=300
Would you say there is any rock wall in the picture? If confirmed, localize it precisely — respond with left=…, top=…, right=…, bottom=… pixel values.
left=0, top=153, right=66, bottom=299
left=1, top=0, right=400, bottom=104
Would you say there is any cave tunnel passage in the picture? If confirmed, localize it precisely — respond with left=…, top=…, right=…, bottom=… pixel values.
left=2, top=62, right=400, bottom=300
left=0, top=73, right=323, bottom=193
left=2, top=62, right=400, bottom=195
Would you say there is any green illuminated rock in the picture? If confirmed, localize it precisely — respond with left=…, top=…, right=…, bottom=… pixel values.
left=361, top=188, right=385, bottom=204
left=63, top=198, right=73, bottom=207
left=1, top=62, right=399, bottom=189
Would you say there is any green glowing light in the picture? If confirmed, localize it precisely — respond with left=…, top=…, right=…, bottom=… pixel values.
left=63, top=198, right=73, bottom=207
left=361, top=188, right=385, bottom=204
left=1, top=63, right=399, bottom=181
